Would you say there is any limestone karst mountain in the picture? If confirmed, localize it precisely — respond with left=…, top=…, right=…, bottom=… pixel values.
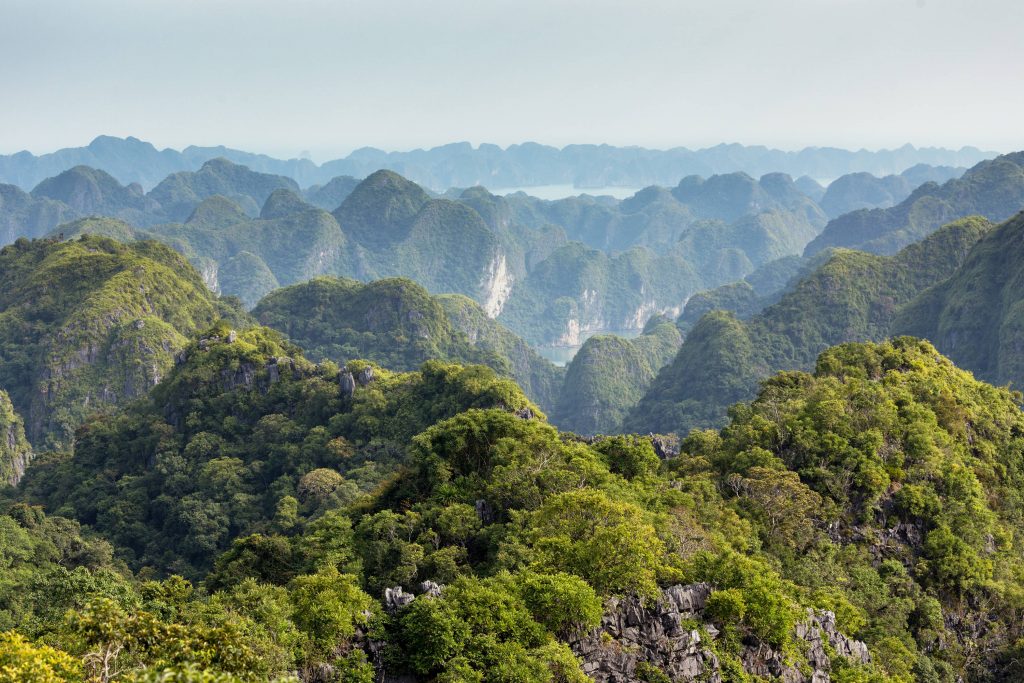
left=626, top=215, right=993, bottom=435
left=0, top=234, right=235, bottom=449
left=805, top=151, right=1024, bottom=256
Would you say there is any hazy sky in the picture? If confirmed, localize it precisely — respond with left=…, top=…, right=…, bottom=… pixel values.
left=1, top=0, right=1021, bottom=159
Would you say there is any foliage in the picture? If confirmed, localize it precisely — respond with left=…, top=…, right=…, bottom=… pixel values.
left=253, top=277, right=563, bottom=412
left=806, top=151, right=1024, bottom=256
left=0, top=630, right=82, bottom=682
left=0, top=235, right=236, bottom=449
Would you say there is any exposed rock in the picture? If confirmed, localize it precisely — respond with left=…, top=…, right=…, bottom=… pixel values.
left=514, top=406, right=535, bottom=420
left=339, top=370, right=356, bottom=399
left=265, top=357, right=294, bottom=387
left=475, top=498, right=495, bottom=525
left=481, top=252, right=513, bottom=318
left=383, top=586, right=416, bottom=613
left=649, top=433, right=681, bottom=459
left=220, top=362, right=257, bottom=392
left=0, top=391, right=32, bottom=487
left=571, top=583, right=870, bottom=683
left=418, top=581, right=443, bottom=598
left=356, top=366, right=375, bottom=386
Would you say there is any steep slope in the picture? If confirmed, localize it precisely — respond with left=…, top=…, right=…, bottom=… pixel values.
left=675, top=209, right=820, bottom=284
left=551, top=315, right=682, bottom=435
left=332, top=169, right=430, bottom=248
left=626, top=216, right=992, bottom=435
left=0, top=235, right=236, bottom=448
left=673, top=338, right=1024, bottom=681
left=147, top=199, right=346, bottom=298
left=47, top=170, right=517, bottom=316
left=1, top=166, right=169, bottom=244
left=53, top=201, right=344, bottom=307
left=806, top=151, right=1024, bottom=256
left=675, top=254, right=822, bottom=333
left=0, top=390, right=32, bottom=487
left=217, top=251, right=281, bottom=308
left=893, top=210, right=1024, bottom=387
left=252, top=276, right=481, bottom=368
left=497, top=171, right=827, bottom=255
left=30, top=165, right=162, bottom=225
left=334, top=171, right=509, bottom=307
left=303, top=174, right=361, bottom=210
left=671, top=171, right=822, bottom=223
left=437, top=293, right=566, bottom=412
left=0, top=183, right=76, bottom=243
left=252, top=276, right=563, bottom=411
left=183, top=194, right=250, bottom=229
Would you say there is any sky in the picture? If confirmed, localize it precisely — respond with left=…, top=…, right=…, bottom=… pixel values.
left=1, top=0, right=1021, bottom=160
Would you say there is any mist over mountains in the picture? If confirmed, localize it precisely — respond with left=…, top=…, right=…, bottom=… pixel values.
left=1, top=152, right=977, bottom=357
left=0, top=135, right=993, bottom=192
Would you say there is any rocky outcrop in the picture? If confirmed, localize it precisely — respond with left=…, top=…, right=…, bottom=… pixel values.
left=339, top=363, right=376, bottom=400
left=382, top=581, right=445, bottom=614
left=649, top=433, right=681, bottom=459
left=367, top=580, right=870, bottom=683
left=571, top=583, right=870, bottom=683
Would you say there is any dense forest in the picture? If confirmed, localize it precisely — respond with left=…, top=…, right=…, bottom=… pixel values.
left=5, top=300, right=1024, bottom=681
left=2, top=143, right=1024, bottom=682
left=6, top=0, right=1024, bottom=677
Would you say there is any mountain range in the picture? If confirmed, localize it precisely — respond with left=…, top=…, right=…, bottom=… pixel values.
left=0, top=135, right=991, bottom=191
left=5, top=139, right=1024, bottom=682
left=625, top=214, right=996, bottom=435
left=1, top=155, right=981, bottom=354
left=805, top=151, right=1024, bottom=256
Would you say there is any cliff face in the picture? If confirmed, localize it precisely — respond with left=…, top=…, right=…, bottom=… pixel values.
left=0, top=390, right=32, bottom=487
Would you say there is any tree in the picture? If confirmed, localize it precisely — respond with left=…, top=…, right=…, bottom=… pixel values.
left=0, top=630, right=82, bottom=683
left=287, top=566, right=373, bottom=657
left=726, top=466, right=824, bottom=549
left=515, top=571, right=602, bottom=637
left=592, top=435, right=661, bottom=480
left=523, top=488, right=668, bottom=598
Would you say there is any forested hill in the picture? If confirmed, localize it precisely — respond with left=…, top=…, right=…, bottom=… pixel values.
left=625, top=215, right=993, bottom=436
left=251, top=276, right=565, bottom=413
left=0, top=234, right=241, bottom=450
left=5, top=330, right=1024, bottom=680
left=7, top=161, right=836, bottom=347
left=893, top=207, right=1024, bottom=388
left=805, top=151, right=1024, bottom=256
left=0, top=134, right=991, bottom=191
left=550, top=315, right=682, bottom=435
